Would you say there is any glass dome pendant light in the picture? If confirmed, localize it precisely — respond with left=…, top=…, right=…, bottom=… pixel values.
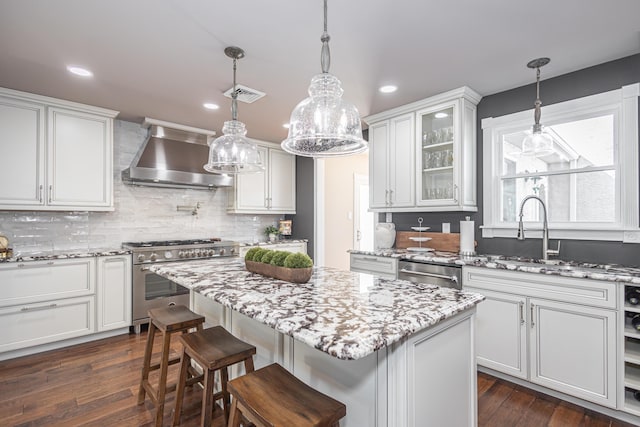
left=204, top=46, right=263, bottom=174
left=521, top=57, right=554, bottom=157
left=281, top=0, right=367, bottom=157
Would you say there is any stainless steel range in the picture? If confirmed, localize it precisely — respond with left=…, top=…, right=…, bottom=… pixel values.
left=123, top=238, right=239, bottom=333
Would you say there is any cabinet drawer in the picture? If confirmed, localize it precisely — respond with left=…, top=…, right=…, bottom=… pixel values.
left=462, top=266, right=617, bottom=309
left=350, top=254, right=398, bottom=279
left=0, top=296, right=95, bottom=353
left=0, top=258, right=96, bottom=307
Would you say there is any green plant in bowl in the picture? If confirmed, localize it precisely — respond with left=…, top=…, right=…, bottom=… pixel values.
left=260, top=250, right=275, bottom=264
left=248, top=248, right=268, bottom=262
left=270, top=251, right=291, bottom=267
left=244, top=247, right=262, bottom=261
left=283, top=253, right=313, bottom=269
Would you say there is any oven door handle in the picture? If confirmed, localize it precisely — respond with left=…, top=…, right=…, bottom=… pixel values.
left=141, top=266, right=151, bottom=271
left=399, top=268, right=459, bottom=284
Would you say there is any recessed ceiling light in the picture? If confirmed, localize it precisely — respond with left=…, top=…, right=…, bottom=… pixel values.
left=283, top=123, right=290, bottom=129
left=434, top=112, right=449, bottom=119
left=66, top=65, right=93, bottom=77
left=379, top=85, right=397, bottom=94
left=203, top=103, right=220, bottom=110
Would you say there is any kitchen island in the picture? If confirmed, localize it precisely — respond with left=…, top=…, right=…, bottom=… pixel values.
left=150, top=258, right=484, bottom=426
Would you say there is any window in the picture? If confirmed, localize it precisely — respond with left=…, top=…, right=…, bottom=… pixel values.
left=481, top=83, right=639, bottom=242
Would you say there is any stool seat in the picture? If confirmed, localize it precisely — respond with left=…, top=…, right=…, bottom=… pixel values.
left=172, top=326, right=256, bottom=427
left=227, top=363, right=346, bottom=427
left=148, top=305, right=206, bottom=332
left=138, top=305, right=205, bottom=427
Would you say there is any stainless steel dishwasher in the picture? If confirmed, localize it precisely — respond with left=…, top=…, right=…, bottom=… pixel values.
left=398, top=260, right=462, bottom=289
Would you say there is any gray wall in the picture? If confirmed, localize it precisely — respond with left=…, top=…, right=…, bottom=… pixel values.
left=390, top=53, right=640, bottom=266
left=287, top=156, right=315, bottom=260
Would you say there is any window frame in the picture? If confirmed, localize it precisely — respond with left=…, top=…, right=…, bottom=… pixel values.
left=481, top=83, right=639, bottom=243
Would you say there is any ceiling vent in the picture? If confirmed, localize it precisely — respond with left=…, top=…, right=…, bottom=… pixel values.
left=223, top=84, right=266, bottom=103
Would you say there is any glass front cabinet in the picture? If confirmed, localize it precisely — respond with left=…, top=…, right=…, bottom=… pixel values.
left=365, top=86, right=481, bottom=212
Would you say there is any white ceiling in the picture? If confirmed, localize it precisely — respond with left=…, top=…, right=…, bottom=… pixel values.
left=1, top=0, right=639, bottom=143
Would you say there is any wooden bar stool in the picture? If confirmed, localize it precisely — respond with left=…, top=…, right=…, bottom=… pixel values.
left=227, top=363, right=346, bottom=427
left=137, top=305, right=205, bottom=427
left=172, top=326, right=256, bottom=427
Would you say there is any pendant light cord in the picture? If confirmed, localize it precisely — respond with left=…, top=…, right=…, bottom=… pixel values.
left=231, top=57, right=238, bottom=121
left=533, top=66, right=542, bottom=128
left=320, top=0, right=331, bottom=73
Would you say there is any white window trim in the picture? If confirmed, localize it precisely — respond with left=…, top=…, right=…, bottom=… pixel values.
left=481, top=83, right=639, bottom=243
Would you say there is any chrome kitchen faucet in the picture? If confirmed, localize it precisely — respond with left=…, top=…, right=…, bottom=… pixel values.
left=517, top=195, right=560, bottom=260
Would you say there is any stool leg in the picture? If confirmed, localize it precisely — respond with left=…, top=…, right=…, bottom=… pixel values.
left=221, top=367, right=230, bottom=422
left=138, top=321, right=157, bottom=405
left=202, top=368, right=216, bottom=427
left=243, top=356, right=255, bottom=374
left=155, top=330, right=172, bottom=427
left=172, top=347, right=190, bottom=427
left=227, top=397, right=241, bottom=427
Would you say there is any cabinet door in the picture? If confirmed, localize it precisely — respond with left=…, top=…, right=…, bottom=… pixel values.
left=268, top=148, right=296, bottom=212
left=97, top=255, right=132, bottom=331
left=234, top=145, right=269, bottom=211
left=465, top=287, right=527, bottom=379
left=529, top=298, right=617, bottom=408
left=388, top=113, right=414, bottom=207
left=47, top=107, right=112, bottom=208
left=0, top=296, right=95, bottom=353
left=0, top=96, right=45, bottom=207
left=369, top=121, right=390, bottom=209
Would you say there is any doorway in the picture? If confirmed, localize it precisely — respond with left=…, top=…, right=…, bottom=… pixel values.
left=354, top=174, right=374, bottom=251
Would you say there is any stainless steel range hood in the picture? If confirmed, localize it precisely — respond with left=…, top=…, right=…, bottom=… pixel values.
left=122, top=118, right=233, bottom=190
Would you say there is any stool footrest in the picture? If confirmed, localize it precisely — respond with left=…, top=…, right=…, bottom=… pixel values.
left=148, top=356, right=180, bottom=372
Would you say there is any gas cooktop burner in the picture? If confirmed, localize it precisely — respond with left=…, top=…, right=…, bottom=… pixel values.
left=123, top=238, right=222, bottom=248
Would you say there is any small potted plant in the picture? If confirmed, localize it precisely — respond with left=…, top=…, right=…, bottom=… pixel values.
left=244, top=248, right=314, bottom=283
left=264, top=225, right=279, bottom=242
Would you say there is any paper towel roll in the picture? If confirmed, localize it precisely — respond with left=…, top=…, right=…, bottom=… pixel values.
left=459, top=218, right=475, bottom=255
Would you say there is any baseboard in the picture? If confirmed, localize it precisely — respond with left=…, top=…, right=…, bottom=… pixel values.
left=0, top=328, right=131, bottom=362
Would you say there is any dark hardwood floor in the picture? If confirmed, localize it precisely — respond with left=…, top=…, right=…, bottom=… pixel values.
left=0, top=331, right=636, bottom=426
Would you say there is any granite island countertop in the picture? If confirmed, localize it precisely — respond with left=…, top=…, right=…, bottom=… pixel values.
left=149, top=258, right=484, bottom=360
left=349, top=249, right=640, bottom=285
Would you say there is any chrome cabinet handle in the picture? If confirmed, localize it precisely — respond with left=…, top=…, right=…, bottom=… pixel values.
left=399, top=268, right=458, bottom=283
left=39, top=184, right=43, bottom=203
left=389, top=189, right=393, bottom=205
left=384, top=189, right=389, bottom=205
left=519, top=301, right=525, bottom=325
left=362, top=256, right=379, bottom=262
left=21, top=303, right=57, bottom=312
left=48, top=185, right=53, bottom=203
left=453, top=184, right=459, bottom=203
left=530, top=303, right=535, bottom=328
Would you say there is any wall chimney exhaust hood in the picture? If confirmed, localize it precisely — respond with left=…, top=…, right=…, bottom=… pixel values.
left=122, top=118, right=233, bottom=190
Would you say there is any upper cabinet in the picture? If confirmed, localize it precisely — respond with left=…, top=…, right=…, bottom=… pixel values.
left=227, top=141, right=296, bottom=214
left=0, top=88, right=118, bottom=211
left=369, top=113, right=415, bottom=209
left=364, top=86, right=481, bottom=212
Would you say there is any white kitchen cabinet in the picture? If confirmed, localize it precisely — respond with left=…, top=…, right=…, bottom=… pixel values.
left=0, top=87, right=118, bottom=211
left=228, top=142, right=296, bottom=214
left=368, top=113, right=414, bottom=209
left=97, top=255, right=132, bottom=331
left=463, top=266, right=618, bottom=408
left=349, top=253, right=398, bottom=279
left=364, top=86, right=480, bottom=212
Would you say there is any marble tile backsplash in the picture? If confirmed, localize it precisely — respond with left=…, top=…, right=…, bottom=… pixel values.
left=0, top=120, right=282, bottom=255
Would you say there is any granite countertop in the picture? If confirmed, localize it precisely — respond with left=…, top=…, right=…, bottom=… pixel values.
left=149, top=258, right=484, bottom=360
left=0, top=248, right=131, bottom=263
left=349, top=249, right=640, bottom=285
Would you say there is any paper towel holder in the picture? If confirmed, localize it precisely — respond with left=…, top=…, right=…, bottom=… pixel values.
left=459, top=216, right=476, bottom=257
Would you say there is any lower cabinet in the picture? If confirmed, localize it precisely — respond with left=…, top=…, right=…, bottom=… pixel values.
left=463, top=266, right=618, bottom=408
left=0, top=296, right=95, bottom=353
left=0, top=254, right=132, bottom=358
left=97, top=255, right=132, bottom=331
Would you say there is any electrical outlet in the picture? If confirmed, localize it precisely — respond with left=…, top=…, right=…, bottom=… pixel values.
left=385, top=212, right=392, bottom=223
left=442, top=223, right=451, bottom=233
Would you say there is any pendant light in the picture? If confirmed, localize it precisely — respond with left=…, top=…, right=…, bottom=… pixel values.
left=281, top=0, right=367, bottom=157
left=204, top=46, right=263, bottom=174
left=521, top=57, right=554, bottom=156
